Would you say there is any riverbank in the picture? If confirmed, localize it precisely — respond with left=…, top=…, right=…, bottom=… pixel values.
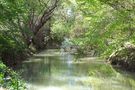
left=108, top=43, right=135, bottom=72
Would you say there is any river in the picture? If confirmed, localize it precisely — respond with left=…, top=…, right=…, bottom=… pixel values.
left=17, top=49, right=135, bottom=90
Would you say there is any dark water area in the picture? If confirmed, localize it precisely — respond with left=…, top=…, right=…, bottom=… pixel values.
left=17, top=49, right=135, bottom=90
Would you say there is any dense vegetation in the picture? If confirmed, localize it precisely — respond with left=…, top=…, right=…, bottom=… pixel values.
left=0, top=0, right=135, bottom=89
left=52, top=0, right=135, bottom=71
left=0, top=0, right=59, bottom=89
left=0, top=60, right=26, bottom=90
left=61, top=0, right=135, bottom=55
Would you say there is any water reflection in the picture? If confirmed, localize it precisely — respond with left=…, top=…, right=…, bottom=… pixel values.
left=18, top=50, right=135, bottom=90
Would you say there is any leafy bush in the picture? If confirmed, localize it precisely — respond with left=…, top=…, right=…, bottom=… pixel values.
left=0, top=60, right=26, bottom=90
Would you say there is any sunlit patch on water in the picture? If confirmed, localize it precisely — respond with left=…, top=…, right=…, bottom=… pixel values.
left=17, top=49, right=135, bottom=90
left=27, top=84, right=63, bottom=90
left=27, top=84, right=92, bottom=90
left=0, top=87, right=6, bottom=90
left=23, top=59, right=42, bottom=63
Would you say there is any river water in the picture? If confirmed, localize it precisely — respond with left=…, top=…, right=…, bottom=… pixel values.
left=18, top=49, right=135, bottom=90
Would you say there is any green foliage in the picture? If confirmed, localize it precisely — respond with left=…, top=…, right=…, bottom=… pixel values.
left=0, top=0, right=26, bottom=22
left=51, top=0, right=76, bottom=42
left=52, top=21, right=70, bottom=41
left=0, top=26, right=27, bottom=62
left=0, top=32, right=24, bottom=52
left=0, top=0, right=28, bottom=53
left=65, top=0, right=135, bottom=57
left=0, top=60, right=26, bottom=90
left=27, top=0, right=135, bottom=57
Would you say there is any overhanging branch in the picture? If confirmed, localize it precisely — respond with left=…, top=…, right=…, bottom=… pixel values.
left=33, top=0, right=59, bottom=35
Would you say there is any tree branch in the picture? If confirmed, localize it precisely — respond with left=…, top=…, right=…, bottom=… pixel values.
left=33, top=0, right=59, bottom=35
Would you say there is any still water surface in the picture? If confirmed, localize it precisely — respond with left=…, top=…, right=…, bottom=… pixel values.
left=18, top=49, right=135, bottom=90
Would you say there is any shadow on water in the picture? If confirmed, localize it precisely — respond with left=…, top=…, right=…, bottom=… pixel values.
left=17, top=49, right=135, bottom=90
